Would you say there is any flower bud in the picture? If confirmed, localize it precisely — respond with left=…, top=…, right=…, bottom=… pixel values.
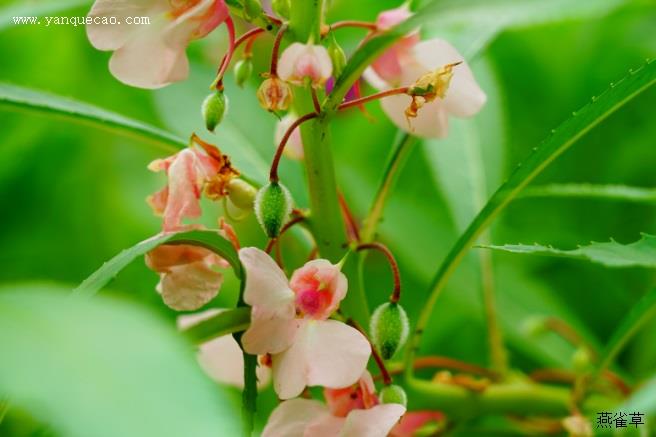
left=254, top=182, right=293, bottom=238
left=278, top=43, right=333, bottom=88
left=234, top=58, right=253, bottom=88
left=243, top=0, right=263, bottom=21
left=571, top=347, right=592, bottom=373
left=228, top=178, right=257, bottom=210
left=271, top=0, right=291, bottom=19
left=257, top=76, right=293, bottom=112
left=202, top=91, right=228, bottom=133
left=370, top=302, right=409, bottom=360
left=521, top=316, right=548, bottom=337
left=380, top=384, right=407, bottom=407
left=327, top=34, right=347, bottom=78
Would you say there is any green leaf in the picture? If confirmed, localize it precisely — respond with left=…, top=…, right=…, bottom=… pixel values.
left=73, top=230, right=242, bottom=298
left=623, top=374, right=656, bottom=415
left=420, top=0, right=628, bottom=58
left=183, top=307, right=251, bottom=344
left=410, top=60, right=656, bottom=364
left=0, top=83, right=183, bottom=154
left=520, top=184, right=656, bottom=203
left=0, top=286, right=240, bottom=437
left=480, top=234, right=656, bottom=268
left=598, top=287, right=656, bottom=375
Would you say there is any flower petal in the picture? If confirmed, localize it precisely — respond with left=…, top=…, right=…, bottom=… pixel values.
left=341, top=404, right=406, bottom=437
left=305, top=414, right=345, bottom=436
left=157, top=260, right=222, bottom=311
left=242, top=312, right=301, bottom=355
left=262, top=399, right=328, bottom=437
left=238, top=247, right=295, bottom=310
left=290, top=259, right=348, bottom=320
left=380, top=93, right=450, bottom=138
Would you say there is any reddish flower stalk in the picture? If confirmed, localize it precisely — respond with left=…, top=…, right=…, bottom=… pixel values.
left=213, top=26, right=264, bottom=89
left=348, top=319, right=392, bottom=385
left=212, top=16, right=236, bottom=90
left=269, top=112, right=319, bottom=182
left=543, top=317, right=598, bottom=360
left=328, top=20, right=378, bottom=33
left=338, top=191, right=360, bottom=242
left=337, top=87, right=409, bottom=111
left=311, top=87, right=322, bottom=113
left=270, top=23, right=288, bottom=75
left=356, top=242, right=401, bottom=303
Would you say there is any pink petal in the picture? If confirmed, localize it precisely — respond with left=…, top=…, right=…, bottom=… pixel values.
left=391, top=411, right=444, bottom=437
left=262, top=399, right=329, bottom=437
left=178, top=310, right=271, bottom=388
left=380, top=93, right=450, bottom=138
left=375, top=5, right=412, bottom=31
left=271, top=320, right=370, bottom=399
left=157, top=260, right=223, bottom=311
left=290, top=259, right=347, bottom=320
left=275, top=114, right=304, bottom=160
left=305, top=414, right=346, bottom=436
left=242, top=311, right=301, bottom=355
left=278, top=43, right=332, bottom=86
left=341, top=404, right=406, bottom=437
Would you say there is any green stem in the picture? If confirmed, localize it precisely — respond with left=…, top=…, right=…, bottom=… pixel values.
left=361, top=133, right=416, bottom=243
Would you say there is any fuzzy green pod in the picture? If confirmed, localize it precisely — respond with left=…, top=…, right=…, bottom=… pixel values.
left=228, top=178, right=257, bottom=210
left=380, top=384, right=407, bottom=407
left=370, top=302, right=409, bottom=360
left=202, top=91, right=228, bottom=133
left=271, top=0, right=290, bottom=19
left=328, top=34, right=347, bottom=78
left=243, top=0, right=263, bottom=20
left=254, top=182, right=293, bottom=238
left=234, top=58, right=253, bottom=88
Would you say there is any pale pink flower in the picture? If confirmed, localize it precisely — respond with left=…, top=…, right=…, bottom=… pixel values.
left=177, top=309, right=271, bottom=388
left=238, top=247, right=370, bottom=399
left=262, top=372, right=406, bottom=437
left=390, top=411, right=444, bottom=437
left=146, top=239, right=227, bottom=310
left=87, top=0, right=229, bottom=88
left=275, top=114, right=304, bottom=160
left=278, top=43, right=333, bottom=87
left=369, top=5, right=420, bottom=87
left=376, top=39, right=487, bottom=138
left=147, top=139, right=238, bottom=231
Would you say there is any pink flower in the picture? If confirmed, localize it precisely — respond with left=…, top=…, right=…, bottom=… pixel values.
left=390, top=411, right=444, bottom=437
left=87, top=0, right=229, bottom=88
left=275, top=114, right=304, bottom=160
left=262, top=372, right=406, bottom=437
left=238, top=247, right=370, bottom=399
left=373, top=39, right=487, bottom=138
left=370, top=6, right=420, bottom=86
left=146, top=238, right=227, bottom=310
left=147, top=138, right=238, bottom=231
left=278, top=43, right=333, bottom=87
left=177, top=309, right=271, bottom=388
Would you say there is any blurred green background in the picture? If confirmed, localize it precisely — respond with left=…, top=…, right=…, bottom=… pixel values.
left=1, top=0, right=655, bottom=435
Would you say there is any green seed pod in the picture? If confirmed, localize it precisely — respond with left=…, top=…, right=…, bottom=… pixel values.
left=234, top=58, right=253, bottom=88
left=243, top=0, right=263, bottom=21
left=380, top=384, right=407, bottom=407
left=370, top=302, right=409, bottom=360
left=254, top=182, right=293, bottom=238
left=328, top=33, right=347, bottom=78
left=271, top=0, right=291, bottom=19
left=202, top=91, right=228, bottom=133
left=228, top=178, right=257, bottom=211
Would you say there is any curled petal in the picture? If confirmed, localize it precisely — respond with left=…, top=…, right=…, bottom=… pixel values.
left=271, top=320, right=370, bottom=399
left=157, top=260, right=223, bottom=311
left=341, top=404, right=406, bottom=437
left=262, top=398, right=329, bottom=437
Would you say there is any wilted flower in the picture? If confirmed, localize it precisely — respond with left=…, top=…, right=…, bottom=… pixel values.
left=147, top=137, right=239, bottom=231
left=275, top=114, right=304, bottom=160
left=257, top=76, right=293, bottom=111
left=238, top=247, right=370, bottom=399
left=146, top=235, right=227, bottom=311
left=177, top=309, right=271, bottom=387
left=376, top=39, right=487, bottom=138
left=87, top=0, right=230, bottom=88
left=278, top=43, right=333, bottom=87
left=262, top=372, right=406, bottom=437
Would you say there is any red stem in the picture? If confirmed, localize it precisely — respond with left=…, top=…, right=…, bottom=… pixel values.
left=311, top=87, right=322, bottom=113
left=349, top=319, right=392, bottom=385
left=214, top=17, right=236, bottom=90
left=269, top=112, right=319, bottom=182
left=338, top=87, right=409, bottom=111
left=329, top=20, right=378, bottom=32
left=356, top=242, right=401, bottom=303
left=265, top=215, right=306, bottom=253
left=338, top=191, right=360, bottom=242
left=270, top=23, right=288, bottom=75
